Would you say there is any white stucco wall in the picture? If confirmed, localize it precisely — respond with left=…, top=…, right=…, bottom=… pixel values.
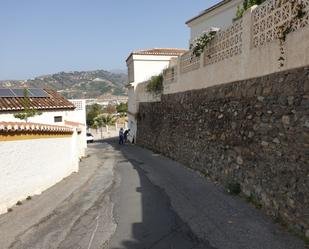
left=164, top=8, right=309, bottom=95
left=0, top=110, right=73, bottom=125
left=127, top=54, right=180, bottom=112
left=0, top=133, right=80, bottom=214
left=68, top=99, right=87, bottom=156
left=127, top=53, right=182, bottom=141
left=187, top=0, right=243, bottom=42
left=132, top=55, right=175, bottom=84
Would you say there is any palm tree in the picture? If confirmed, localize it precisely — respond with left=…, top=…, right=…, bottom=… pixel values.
left=93, top=114, right=116, bottom=138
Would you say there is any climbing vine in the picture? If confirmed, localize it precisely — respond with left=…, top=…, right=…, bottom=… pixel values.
left=277, top=1, right=306, bottom=68
left=189, top=30, right=218, bottom=58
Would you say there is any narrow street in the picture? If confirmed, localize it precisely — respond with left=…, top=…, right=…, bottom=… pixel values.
left=0, top=139, right=305, bottom=249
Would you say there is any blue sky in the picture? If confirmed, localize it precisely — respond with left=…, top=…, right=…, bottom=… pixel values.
left=0, top=0, right=220, bottom=80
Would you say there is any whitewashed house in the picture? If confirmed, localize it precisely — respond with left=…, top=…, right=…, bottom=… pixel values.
left=186, top=0, right=243, bottom=42
left=126, top=48, right=186, bottom=142
left=0, top=88, right=87, bottom=214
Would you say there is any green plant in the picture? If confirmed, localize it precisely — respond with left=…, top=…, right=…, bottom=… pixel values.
left=16, top=201, right=22, bottom=206
left=26, top=196, right=32, bottom=200
left=277, top=1, right=305, bottom=68
left=93, top=114, right=116, bottom=129
left=86, top=103, right=103, bottom=127
left=190, top=30, right=217, bottom=58
left=146, top=73, right=163, bottom=94
left=235, top=0, right=266, bottom=19
left=116, top=102, right=128, bottom=114
left=14, top=89, right=42, bottom=122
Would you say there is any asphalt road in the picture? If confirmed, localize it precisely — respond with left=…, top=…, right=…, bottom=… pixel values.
left=0, top=139, right=306, bottom=249
left=0, top=142, right=117, bottom=249
left=104, top=139, right=305, bottom=249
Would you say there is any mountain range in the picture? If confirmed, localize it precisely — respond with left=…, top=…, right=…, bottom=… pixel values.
left=0, top=70, right=128, bottom=99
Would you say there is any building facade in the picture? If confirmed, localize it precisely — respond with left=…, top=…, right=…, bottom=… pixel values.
left=186, top=0, right=243, bottom=42
left=126, top=48, right=186, bottom=142
left=0, top=88, right=87, bottom=214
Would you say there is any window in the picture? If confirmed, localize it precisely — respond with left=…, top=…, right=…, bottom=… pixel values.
left=54, top=116, right=63, bottom=123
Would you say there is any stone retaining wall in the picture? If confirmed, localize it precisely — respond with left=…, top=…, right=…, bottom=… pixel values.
left=137, top=66, right=309, bottom=236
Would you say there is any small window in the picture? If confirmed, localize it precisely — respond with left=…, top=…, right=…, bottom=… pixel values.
left=54, top=116, right=63, bottom=123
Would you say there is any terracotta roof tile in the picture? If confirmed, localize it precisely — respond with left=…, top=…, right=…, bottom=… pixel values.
left=0, top=88, right=75, bottom=112
left=0, top=122, right=73, bottom=134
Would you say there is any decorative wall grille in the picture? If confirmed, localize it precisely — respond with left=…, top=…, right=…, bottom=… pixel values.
left=70, top=100, right=83, bottom=111
left=163, top=67, right=177, bottom=84
left=180, top=51, right=200, bottom=74
left=204, top=19, right=243, bottom=66
left=252, top=0, right=309, bottom=48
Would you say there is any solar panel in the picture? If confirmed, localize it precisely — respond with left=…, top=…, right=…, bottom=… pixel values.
left=0, top=88, right=49, bottom=98
left=11, top=89, right=35, bottom=97
left=0, top=88, right=15, bottom=97
left=29, top=89, right=49, bottom=97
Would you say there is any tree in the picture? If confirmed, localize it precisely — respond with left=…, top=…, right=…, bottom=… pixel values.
left=86, top=103, right=102, bottom=127
left=14, top=88, right=42, bottom=122
left=116, top=102, right=128, bottom=114
left=104, top=104, right=117, bottom=114
left=93, top=113, right=116, bottom=138
left=95, top=114, right=116, bottom=127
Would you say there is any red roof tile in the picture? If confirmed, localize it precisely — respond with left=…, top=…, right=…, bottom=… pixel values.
left=0, top=122, right=73, bottom=134
left=0, top=88, right=75, bottom=112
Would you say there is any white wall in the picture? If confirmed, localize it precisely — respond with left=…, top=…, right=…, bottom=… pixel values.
left=68, top=99, right=87, bottom=156
left=0, top=133, right=80, bottom=214
left=0, top=110, right=74, bottom=125
left=132, top=55, right=175, bottom=84
left=164, top=8, right=309, bottom=95
left=187, top=0, right=243, bottom=42
left=127, top=54, right=181, bottom=141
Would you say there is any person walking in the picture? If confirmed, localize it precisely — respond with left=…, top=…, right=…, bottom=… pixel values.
left=119, top=128, right=124, bottom=145
left=124, top=129, right=130, bottom=143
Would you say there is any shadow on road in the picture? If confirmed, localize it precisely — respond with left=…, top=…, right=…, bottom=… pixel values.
left=102, top=138, right=213, bottom=249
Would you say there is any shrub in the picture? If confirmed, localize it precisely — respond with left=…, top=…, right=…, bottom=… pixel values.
left=190, top=30, right=217, bottom=57
left=146, top=73, right=163, bottom=94
left=235, top=0, right=266, bottom=19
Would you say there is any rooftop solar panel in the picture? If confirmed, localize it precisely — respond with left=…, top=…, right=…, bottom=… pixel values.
left=11, top=89, right=35, bottom=97
left=29, top=88, right=49, bottom=97
left=0, top=88, right=15, bottom=97
left=0, top=88, right=50, bottom=98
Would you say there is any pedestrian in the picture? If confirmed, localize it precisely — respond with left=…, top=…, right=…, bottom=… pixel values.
left=124, top=129, right=130, bottom=143
left=119, top=128, right=124, bottom=145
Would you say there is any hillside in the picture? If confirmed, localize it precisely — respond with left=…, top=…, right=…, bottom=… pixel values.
left=0, top=70, right=128, bottom=99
